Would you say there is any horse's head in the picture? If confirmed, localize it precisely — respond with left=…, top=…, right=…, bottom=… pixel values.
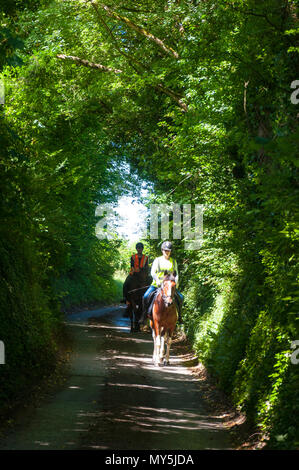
left=161, top=270, right=177, bottom=307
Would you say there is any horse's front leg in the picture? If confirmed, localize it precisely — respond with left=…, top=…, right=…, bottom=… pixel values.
left=128, top=303, right=135, bottom=333
left=152, top=327, right=163, bottom=366
left=152, top=327, right=157, bottom=364
left=164, top=332, right=172, bottom=366
left=159, top=332, right=166, bottom=363
left=155, top=332, right=166, bottom=366
left=131, top=300, right=138, bottom=332
left=126, top=303, right=132, bottom=332
left=134, top=302, right=142, bottom=332
left=155, top=334, right=162, bottom=366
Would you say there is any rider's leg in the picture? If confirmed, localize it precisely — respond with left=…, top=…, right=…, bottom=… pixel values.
left=139, top=285, right=156, bottom=324
left=146, top=287, right=158, bottom=320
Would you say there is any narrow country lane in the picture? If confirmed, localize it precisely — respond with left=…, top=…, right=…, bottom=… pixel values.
left=0, top=305, right=234, bottom=450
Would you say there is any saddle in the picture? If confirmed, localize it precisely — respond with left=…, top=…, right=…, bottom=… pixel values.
left=146, top=289, right=159, bottom=316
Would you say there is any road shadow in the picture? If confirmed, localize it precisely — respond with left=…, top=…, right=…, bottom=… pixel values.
left=78, top=310, right=233, bottom=450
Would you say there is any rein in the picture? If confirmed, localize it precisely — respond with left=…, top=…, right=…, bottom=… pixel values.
left=127, top=284, right=151, bottom=294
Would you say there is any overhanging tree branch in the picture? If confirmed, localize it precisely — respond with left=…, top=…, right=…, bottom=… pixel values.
left=86, top=1, right=186, bottom=110
left=156, top=83, right=187, bottom=112
left=90, top=1, right=179, bottom=59
left=57, top=52, right=188, bottom=111
left=56, top=54, right=122, bottom=73
left=89, top=2, right=144, bottom=74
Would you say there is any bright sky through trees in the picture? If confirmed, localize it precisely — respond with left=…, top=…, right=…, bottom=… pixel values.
left=114, top=195, right=148, bottom=242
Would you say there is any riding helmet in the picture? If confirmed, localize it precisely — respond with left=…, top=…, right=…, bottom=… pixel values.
left=161, top=241, right=173, bottom=252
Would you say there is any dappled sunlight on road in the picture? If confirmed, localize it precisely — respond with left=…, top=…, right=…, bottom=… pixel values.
left=73, top=309, right=233, bottom=450
left=0, top=305, right=234, bottom=450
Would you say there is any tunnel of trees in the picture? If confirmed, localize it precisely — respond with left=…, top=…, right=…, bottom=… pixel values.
left=0, top=0, right=298, bottom=449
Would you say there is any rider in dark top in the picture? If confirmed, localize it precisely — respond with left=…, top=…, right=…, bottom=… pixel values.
left=122, top=242, right=148, bottom=303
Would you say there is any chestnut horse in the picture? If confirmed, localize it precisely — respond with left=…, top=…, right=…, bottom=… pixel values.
left=150, top=271, right=178, bottom=366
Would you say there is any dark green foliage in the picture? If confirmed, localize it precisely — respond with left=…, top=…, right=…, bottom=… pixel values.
left=0, top=0, right=298, bottom=449
left=0, top=113, right=59, bottom=412
left=0, top=1, right=130, bottom=412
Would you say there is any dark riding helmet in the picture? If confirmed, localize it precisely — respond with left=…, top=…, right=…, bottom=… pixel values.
left=161, top=241, right=173, bottom=252
left=136, top=242, right=144, bottom=249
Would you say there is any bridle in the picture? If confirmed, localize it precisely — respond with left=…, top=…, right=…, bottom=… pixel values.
left=160, top=279, right=176, bottom=306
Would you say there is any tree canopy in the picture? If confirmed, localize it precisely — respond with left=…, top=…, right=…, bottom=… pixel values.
left=0, top=0, right=298, bottom=449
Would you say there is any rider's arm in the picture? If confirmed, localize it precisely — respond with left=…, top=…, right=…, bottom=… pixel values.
left=151, top=258, right=161, bottom=286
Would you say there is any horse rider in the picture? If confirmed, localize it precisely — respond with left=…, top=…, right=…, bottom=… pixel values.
left=139, top=241, right=183, bottom=324
left=122, top=242, right=149, bottom=303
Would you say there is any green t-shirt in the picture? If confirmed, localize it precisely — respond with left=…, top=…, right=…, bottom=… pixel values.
left=150, top=256, right=178, bottom=287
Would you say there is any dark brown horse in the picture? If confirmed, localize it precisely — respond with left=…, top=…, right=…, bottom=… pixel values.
left=150, top=271, right=178, bottom=366
left=126, top=267, right=151, bottom=332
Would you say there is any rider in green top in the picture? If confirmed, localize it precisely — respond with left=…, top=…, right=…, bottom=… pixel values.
left=139, top=241, right=183, bottom=324
left=151, top=251, right=178, bottom=288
